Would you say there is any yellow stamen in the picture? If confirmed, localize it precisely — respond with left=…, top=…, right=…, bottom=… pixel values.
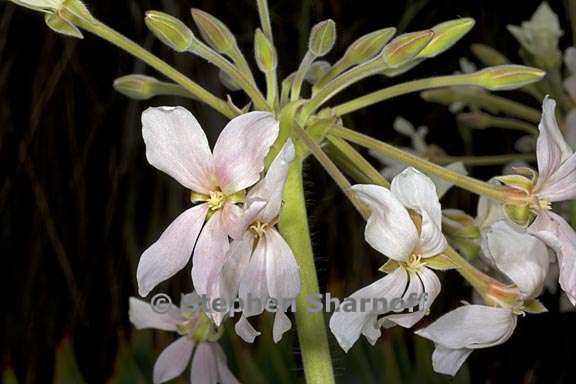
left=404, top=253, right=426, bottom=273
left=249, top=221, right=268, bottom=239
left=207, top=191, right=226, bottom=211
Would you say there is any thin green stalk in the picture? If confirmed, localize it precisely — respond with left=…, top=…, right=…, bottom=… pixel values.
left=333, top=73, right=481, bottom=116
left=433, top=153, right=536, bottom=166
left=228, top=47, right=257, bottom=85
left=256, top=0, right=274, bottom=41
left=295, top=125, right=369, bottom=218
left=475, top=115, right=538, bottom=135
left=280, top=74, right=295, bottom=107
left=188, top=40, right=269, bottom=111
left=331, top=127, right=515, bottom=202
left=71, top=17, right=236, bottom=118
left=326, top=136, right=390, bottom=188
left=265, top=70, right=279, bottom=108
left=302, top=58, right=385, bottom=118
left=153, top=82, right=200, bottom=99
left=291, top=51, right=316, bottom=101
left=422, top=88, right=542, bottom=123
left=278, top=147, right=335, bottom=384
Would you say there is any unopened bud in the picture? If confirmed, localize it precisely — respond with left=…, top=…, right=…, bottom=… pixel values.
left=191, top=9, right=236, bottom=53
left=420, top=89, right=458, bottom=105
left=381, top=30, right=434, bottom=68
left=418, top=18, right=475, bottom=58
left=309, top=19, right=336, bottom=57
left=343, top=27, right=396, bottom=65
left=113, top=75, right=159, bottom=100
left=305, top=61, right=331, bottom=84
left=442, top=209, right=481, bottom=239
left=475, top=65, right=545, bottom=90
left=58, top=0, right=96, bottom=24
left=254, top=28, right=277, bottom=72
left=145, top=11, right=193, bottom=52
left=219, top=70, right=241, bottom=91
left=44, top=13, right=83, bottom=38
left=457, top=112, right=491, bottom=129
left=471, top=44, right=510, bottom=66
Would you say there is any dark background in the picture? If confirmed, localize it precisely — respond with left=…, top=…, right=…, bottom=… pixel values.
left=1, top=0, right=575, bottom=383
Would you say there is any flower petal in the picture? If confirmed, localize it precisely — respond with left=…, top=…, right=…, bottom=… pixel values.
left=415, top=304, right=517, bottom=350
left=153, top=336, right=194, bottom=384
left=224, top=200, right=267, bottom=240
left=142, top=106, right=215, bottom=193
left=482, top=221, right=549, bottom=299
left=273, top=311, right=292, bottom=343
left=190, top=342, right=218, bottom=384
left=538, top=152, right=576, bottom=201
left=137, top=204, right=208, bottom=297
left=417, top=210, right=448, bottom=258
left=430, top=162, right=467, bottom=199
left=213, top=112, right=279, bottom=194
left=391, top=167, right=443, bottom=227
left=431, top=346, right=473, bottom=376
left=235, top=316, right=261, bottom=343
left=386, top=268, right=440, bottom=328
left=329, top=268, right=408, bottom=352
left=247, top=140, right=295, bottom=223
left=128, top=297, right=184, bottom=331
left=351, top=184, right=418, bottom=262
left=535, top=97, right=573, bottom=190
left=238, top=237, right=268, bottom=317
left=211, top=343, right=240, bottom=384
left=528, top=211, right=576, bottom=304
left=192, top=211, right=230, bottom=296
left=266, top=229, right=300, bottom=300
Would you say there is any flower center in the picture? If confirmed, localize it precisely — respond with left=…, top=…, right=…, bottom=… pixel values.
left=530, top=196, right=552, bottom=211
left=404, top=253, right=425, bottom=273
left=249, top=221, right=268, bottom=239
left=207, top=191, right=226, bottom=211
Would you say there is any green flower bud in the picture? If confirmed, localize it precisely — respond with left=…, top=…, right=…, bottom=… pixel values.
left=9, top=0, right=63, bottom=13
left=381, top=30, right=434, bottom=68
left=219, top=70, right=241, bottom=91
left=113, top=75, right=159, bottom=100
left=254, top=28, right=277, bottom=72
left=191, top=9, right=236, bottom=54
left=44, top=13, right=83, bottom=38
left=305, top=61, right=331, bottom=84
left=471, top=44, right=510, bottom=66
left=145, top=11, right=193, bottom=52
left=418, top=18, right=475, bottom=58
left=309, top=19, right=336, bottom=57
left=343, top=27, right=396, bottom=65
left=475, top=65, right=545, bottom=90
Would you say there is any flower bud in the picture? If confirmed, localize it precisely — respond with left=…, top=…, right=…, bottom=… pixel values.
left=145, top=11, right=193, bottom=52
left=305, top=61, right=331, bottom=84
left=442, top=209, right=481, bottom=260
left=254, top=28, right=277, bottom=72
left=343, top=27, right=396, bottom=65
left=309, top=19, right=336, bottom=57
left=191, top=9, right=236, bottom=54
left=456, top=112, right=491, bottom=129
left=113, top=75, right=159, bottom=100
left=418, top=18, right=475, bottom=58
left=219, top=70, right=241, bottom=91
left=470, top=44, right=509, bottom=66
left=44, top=13, right=83, bottom=38
left=475, top=65, right=545, bottom=90
left=381, top=30, right=434, bottom=68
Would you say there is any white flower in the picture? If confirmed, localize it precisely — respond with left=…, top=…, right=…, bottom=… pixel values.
left=415, top=304, right=517, bottom=376
left=8, top=0, right=63, bottom=13
left=210, top=141, right=300, bottom=343
left=507, top=2, right=563, bottom=69
left=329, top=168, right=448, bottom=352
left=129, top=294, right=239, bottom=384
left=136, top=107, right=278, bottom=297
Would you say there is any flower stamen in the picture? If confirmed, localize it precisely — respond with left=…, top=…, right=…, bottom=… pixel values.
left=249, top=221, right=268, bottom=239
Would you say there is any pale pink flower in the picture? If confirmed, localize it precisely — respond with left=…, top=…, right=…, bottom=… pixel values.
left=129, top=294, right=239, bottom=384
left=524, top=97, right=576, bottom=304
left=329, top=168, right=447, bottom=352
left=210, top=141, right=300, bottom=343
left=136, top=107, right=278, bottom=297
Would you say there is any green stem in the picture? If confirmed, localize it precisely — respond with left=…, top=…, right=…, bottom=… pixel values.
left=265, top=70, right=279, bottom=109
left=433, top=153, right=536, bottom=166
left=295, top=125, right=369, bottom=218
left=188, top=40, right=270, bottom=111
left=331, top=127, right=513, bottom=202
left=72, top=18, right=236, bottom=118
left=326, top=136, right=390, bottom=188
left=278, top=147, right=335, bottom=384
left=291, top=51, right=316, bottom=101
left=422, top=88, right=542, bottom=123
left=333, top=73, right=480, bottom=116
left=302, top=58, right=385, bottom=118
left=256, top=0, right=274, bottom=42
left=479, top=115, right=538, bottom=135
